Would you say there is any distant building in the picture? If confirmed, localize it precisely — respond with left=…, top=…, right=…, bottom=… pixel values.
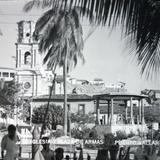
left=31, top=94, right=94, bottom=115
left=105, top=81, right=126, bottom=89
left=68, top=77, right=90, bottom=85
left=141, top=89, right=160, bottom=104
left=70, top=84, right=127, bottom=96
left=0, top=67, right=15, bottom=82
left=149, top=90, right=160, bottom=99
left=91, top=78, right=105, bottom=87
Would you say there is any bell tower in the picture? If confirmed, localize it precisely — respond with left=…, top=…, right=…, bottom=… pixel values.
left=15, top=21, right=42, bottom=70
left=15, top=21, right=50, bottom=97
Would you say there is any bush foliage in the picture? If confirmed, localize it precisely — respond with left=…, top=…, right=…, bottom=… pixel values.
left=32, top=104, right=64, bottom=129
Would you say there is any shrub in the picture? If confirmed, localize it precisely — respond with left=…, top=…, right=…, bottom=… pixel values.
left=71, top=126, right=98, bottom=139
left=32, top=104, right=64, bottom=129
left=71, top=126, right=100, bottom=149
left=71, top=112, right=95, bottom=124
left=128, top=131, right=136, bottom=138
left=115, top=131, right=127, bottom=140
left=51, top=129, right=64, bottom=138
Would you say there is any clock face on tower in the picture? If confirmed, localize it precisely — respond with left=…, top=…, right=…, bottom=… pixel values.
left=24, top=82, right=31, bottom=90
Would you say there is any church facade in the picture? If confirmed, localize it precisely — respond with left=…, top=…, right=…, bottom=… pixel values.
left=15, top=21, right=54, bottom=97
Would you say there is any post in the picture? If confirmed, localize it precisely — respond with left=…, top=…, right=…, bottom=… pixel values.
left=141, top=99, right=144, bottom=124
left=138, top=100, right=141, bottom=124
left=63, top=54, right=68, bottom=136
left=30, top=100, right=33, bottom=126
left=110, top=98, right=114, bottom=125
left=107, top=100, right=110, bottom=125
left=141, top=99, right=145, bottom=147
left=130, top=97, right=134, bottom=124
left=104, top=115, right=106, bottom=125
left=124, top=100, right=128, bottom=123
left=96, top=99, right=100, bottom=125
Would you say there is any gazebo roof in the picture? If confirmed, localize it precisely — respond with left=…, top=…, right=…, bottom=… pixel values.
left=93, top=92, right=148, bottom=100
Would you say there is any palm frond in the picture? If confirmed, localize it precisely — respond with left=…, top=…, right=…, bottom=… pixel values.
left=25, top=0, right=160, bottom=78
left=34, top=9, right=55, bottom=35
left=23, top=0, right=53, bottom=12
left=38, top=15, right=63, bottom=52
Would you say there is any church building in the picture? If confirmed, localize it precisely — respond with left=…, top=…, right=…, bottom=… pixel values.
left=15, top=21, right=54, bottom=97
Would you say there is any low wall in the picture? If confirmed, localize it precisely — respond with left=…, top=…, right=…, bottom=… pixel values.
left=111, top=124, right=148, bottom=134
left=95, top=124, right=148, bottom=136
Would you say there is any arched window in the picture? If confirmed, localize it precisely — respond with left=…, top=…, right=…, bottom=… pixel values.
left=24, top=52, right=31, bottom=65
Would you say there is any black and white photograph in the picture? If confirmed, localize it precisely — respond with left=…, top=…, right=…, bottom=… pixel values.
left=0, top=0, right=160, bottom=160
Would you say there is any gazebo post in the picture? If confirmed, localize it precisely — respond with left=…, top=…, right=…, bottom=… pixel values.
left=104, top=115, right=106, bottom=125
left=141, top=99, right=145, bottom=124
left=107, top=100, right=110, bottom=125
left=96, top=98, right=100, bottom=125
left=138, top=99, right=141, bottom=124
left=130, top=97, right=134, bottom=124
left=124, top=100, right=128, bottom=124
left=110, top=98, right=114, bottom=125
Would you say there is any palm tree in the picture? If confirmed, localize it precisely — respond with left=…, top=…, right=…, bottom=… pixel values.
left=24, top=2, right=85, bottom=136
left=24, top=0, right=160, bottom=79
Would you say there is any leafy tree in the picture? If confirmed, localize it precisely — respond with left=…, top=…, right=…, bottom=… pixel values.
left=0, top=80, right=20, bottom=104
left=70, top=112, right=96, bottom=142
left=141, top=89, right=156, bottom=104
left=0, top=80, right=22, bottom=122
left=32, top=104, right=64, bottom=130
left=144, top=105, right=160, bottom=123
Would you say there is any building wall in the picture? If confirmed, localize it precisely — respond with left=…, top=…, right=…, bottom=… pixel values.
left=0, top=68, right=15, bottom=81
left=31, top=100, right=95, bottom=115
left=17, top=71, right=53, bottom=96
left=16, top=43, right=41, bottom=69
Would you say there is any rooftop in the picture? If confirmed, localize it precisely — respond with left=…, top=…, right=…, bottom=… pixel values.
left=93, top=93, right=148, bottom=100
left=70, top=84, right=127, bottom=96
left=32, top=94, right=93, bottom=102
left=0, top=67, right=15, bottom=71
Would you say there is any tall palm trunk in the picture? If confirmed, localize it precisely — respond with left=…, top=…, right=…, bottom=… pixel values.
left=40, top=73, right=56, bottom=138
left=63, top=42, right=68, bottom=136
left=32, top=72, right=56, bottom=159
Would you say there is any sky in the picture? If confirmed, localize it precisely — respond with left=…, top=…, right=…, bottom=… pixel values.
left=0, top=0, right=160, bottom=94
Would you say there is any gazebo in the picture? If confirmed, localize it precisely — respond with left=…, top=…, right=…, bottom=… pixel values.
left=93, top=93, right=148, bottom=134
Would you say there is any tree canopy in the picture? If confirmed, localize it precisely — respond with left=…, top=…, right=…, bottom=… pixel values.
left=24, top=0, right=160, bottom=78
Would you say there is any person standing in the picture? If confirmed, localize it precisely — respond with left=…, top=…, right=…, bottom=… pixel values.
left=41, top=137, right=55, bottom=160
left=1, top=125, right=19, bottom=160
